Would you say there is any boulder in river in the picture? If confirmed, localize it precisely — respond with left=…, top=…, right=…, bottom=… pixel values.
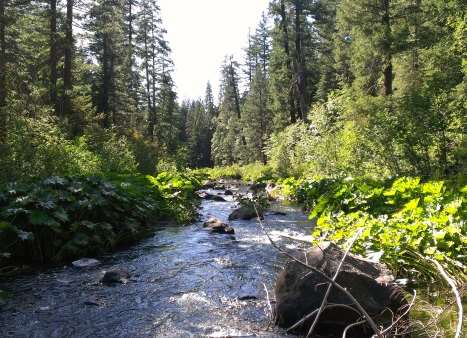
left=197, top=191, right=227, bottom=202
left=203, top=217, right=235, bottom=235
left=72, top=258, right=100, bottom=268
left=224, top=189, right=234, bottom=196
left=228, top=205, right=263, bottom=221
left=101, top=268, right=131, bottom=285
left=249, top=182, right=267, bottom=193
left=274, top=243, right=408, bottom=338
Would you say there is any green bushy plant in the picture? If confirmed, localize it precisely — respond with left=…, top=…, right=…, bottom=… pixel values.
left=0, top=176, right=162, bottom=265
left=285, top=176, right=466, bottom=282
left=0, top=172, right=202, bottom=266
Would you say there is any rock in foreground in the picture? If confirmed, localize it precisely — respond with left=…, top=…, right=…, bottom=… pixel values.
left=274, top=243, right=408, bottom=338
left=203, top=217, right=235, bottom=235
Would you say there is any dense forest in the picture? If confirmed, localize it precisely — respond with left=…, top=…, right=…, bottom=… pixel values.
left=0, top=0, right=464, bottom=178
left=0, top=0, right=465, bottom=337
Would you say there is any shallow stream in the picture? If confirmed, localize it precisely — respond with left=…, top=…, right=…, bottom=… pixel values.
left=0, top=188, right=314, bottom=337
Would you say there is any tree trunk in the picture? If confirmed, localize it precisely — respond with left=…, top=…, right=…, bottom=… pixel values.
left=101, top=34, right=111, bottom=128
left=0, top=0, right=7, bottom=144
left=63, top=0, right=77, bottom=134
left=382, top=0, right=393, bottom=96
left=49, top=0, right=59, bottom=114
left=279, top=0, right=296, bottom=124
left=294, top=0, right=306, bottom=120
left=229, top=59, right=241, bottom=119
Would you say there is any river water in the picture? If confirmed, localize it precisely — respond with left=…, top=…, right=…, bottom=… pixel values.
left=0, top=188, right=314, bottom=338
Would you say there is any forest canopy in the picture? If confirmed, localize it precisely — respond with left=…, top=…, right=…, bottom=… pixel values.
left=0, top=0, right=464, bottom=181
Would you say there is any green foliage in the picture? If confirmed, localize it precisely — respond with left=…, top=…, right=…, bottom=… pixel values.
left=0, top=173, right=200, bottom=266
left=282, top=176, right=466, bottom=282
left=201, top=163, right=274, bottom=183
left=0, top=117, right=140, bottom=183
left=147, top=171, right=202, bottom=224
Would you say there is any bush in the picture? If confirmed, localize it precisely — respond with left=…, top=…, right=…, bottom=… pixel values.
left=0, top=117, right=139, bottom=183
left=0, top=173, right=201, bottom=266
left=282, top=176, right=466, bottom=282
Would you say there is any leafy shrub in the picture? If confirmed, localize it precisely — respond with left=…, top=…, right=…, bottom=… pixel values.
left=200, top=163, right=274, bottom=183
left=283, top=176, right=466, bottom=282
left=0, top=117, right=139, bottom=183
left=147, top=171, right=202, bottom=224
left=84, top=127, right=138, bottom=174
left=0, top=173, right=201, bottom=266
left=0, top=117, right=99, bottom=181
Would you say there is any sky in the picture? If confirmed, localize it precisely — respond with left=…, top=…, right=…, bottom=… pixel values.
left=159, top=0, right=271, bottom=102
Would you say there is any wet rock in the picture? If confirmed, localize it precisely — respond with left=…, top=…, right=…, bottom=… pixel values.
left=100, top=268, right=131, bottom=285
left=270, top=211, right=287, bottom=216
left=201, top=181, right=216, bottom=189
left=274, top=243, right=407, bottom=337
left=203, top=217, right=235, bottom=235
left=224, top=189, right=234, bottom=196
left=249, top=182, right=267, bottom=193
left=238, top=295, right=258, bottom=301
left=228, top=206, right=263, bottom=221
left=197, top=192, right=227, bottom=202
left=213, top=184, right=225, bottom=190
left=72, top=258, right=100, bottom=268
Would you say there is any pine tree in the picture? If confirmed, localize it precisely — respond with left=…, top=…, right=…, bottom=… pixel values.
left=242, top=67, right=272, bottom=163
left=0, top=0, right=6, bottom=144
left=88, top=0, right=130, bottom=128
left=211, top=56, right=245, bottom=165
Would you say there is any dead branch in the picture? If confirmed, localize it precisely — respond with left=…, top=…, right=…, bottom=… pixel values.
left=376, top=290, right=416, bottom=337
left=342, top=320, right=367, bottom=338
left=263, top=282, right=274, bottom=321
left=306, top=228, right=364, bottom=338
left=423, top=255, right=463, bottom=338
left=287, top=303, right=362, bottom=332
left=253, top=204, right=383, bottom=338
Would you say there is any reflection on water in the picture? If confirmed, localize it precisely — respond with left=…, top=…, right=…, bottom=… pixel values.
left=0, top=190, right=313, bottom=337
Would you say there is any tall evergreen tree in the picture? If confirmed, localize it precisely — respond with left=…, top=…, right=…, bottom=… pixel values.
left=88, top=0, right=130, bottom=128
left=0, top=0, right=6, bottom=144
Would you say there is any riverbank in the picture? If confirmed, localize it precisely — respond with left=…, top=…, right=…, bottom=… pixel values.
left=0, top=172, right=202, bottom=268
left=197, top=165, right=466, bottom=337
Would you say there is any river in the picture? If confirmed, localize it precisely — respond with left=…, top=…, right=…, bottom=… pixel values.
left=0, top=187, right=314, bottom=337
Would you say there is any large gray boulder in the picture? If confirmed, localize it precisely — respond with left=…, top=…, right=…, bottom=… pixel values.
left=274, top=243, right=408, bottom=338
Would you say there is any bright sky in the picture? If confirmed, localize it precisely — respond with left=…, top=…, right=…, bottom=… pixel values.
left=159, top=0, right=270, bottom=102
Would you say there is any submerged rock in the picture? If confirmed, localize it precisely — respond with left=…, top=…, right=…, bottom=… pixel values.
left=203, top=217, right=235, bottom=235
left=101, top=268, right=131, bottom=285
left=274, top=243, right=407, bottom=338
left=72, top=258, right=100, bottom=268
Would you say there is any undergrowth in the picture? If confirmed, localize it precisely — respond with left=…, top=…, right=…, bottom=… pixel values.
left=0, top=172, right=201, bottom=267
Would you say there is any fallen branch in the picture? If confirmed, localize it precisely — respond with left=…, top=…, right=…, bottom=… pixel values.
left=253, top=204, right=383, bottom=338
left=377, top=290, right=416, bottom=337
left=422, top=255, right=463, bottom=338
left=287, top=303, right=362, bottom=332
left=306, top=228, right=364, bottom=338
left=263, top=282, right=274, bottom=321
left=342, top=320, right=367, bottom=338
